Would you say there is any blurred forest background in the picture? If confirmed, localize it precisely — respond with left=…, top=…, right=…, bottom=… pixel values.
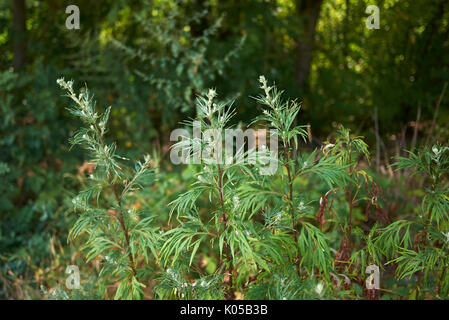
left=0, top=0, right=448, bottom=299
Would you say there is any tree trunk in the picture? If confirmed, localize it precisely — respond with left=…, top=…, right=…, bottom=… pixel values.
left=294, top=0, right=323, bottom=94
left=12, top=0, right=27, bottom=71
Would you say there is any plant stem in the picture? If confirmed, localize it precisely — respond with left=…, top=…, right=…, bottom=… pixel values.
left=284, top=146, right=297, bottom=242
left=217, top=163, right=234, bottom=300
left=111, top=181, right=137, bottom=278
left=347, top=186, right=353, bottom=231
left=283, top=143, right=300, bottom=274
left=95, top=118, right=137, bottom=279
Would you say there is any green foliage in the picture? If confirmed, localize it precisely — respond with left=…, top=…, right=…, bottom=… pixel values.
left=159, top=85, right=271, bottom=299
left=0, top=68, right=77, bottom=298
left=58, top=79, right=159, bottom=299
left=110, top=0, right=244, bottom=133
left=2, top=0, right=449, bottom=301
left=60, top=76, right=355, bottom=300
left=374, top=145, right=449, bottom=298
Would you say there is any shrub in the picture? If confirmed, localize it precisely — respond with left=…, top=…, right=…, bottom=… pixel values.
left=58, top=76, right=449, bottom=300
left=374, top=145, right=449, bottom=299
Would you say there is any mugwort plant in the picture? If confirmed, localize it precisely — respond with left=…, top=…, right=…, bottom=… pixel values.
left=58, top=76, right=448, bottom=300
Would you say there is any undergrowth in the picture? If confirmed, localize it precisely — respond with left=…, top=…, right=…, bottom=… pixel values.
left=53, top=76, right=449, bottom=300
